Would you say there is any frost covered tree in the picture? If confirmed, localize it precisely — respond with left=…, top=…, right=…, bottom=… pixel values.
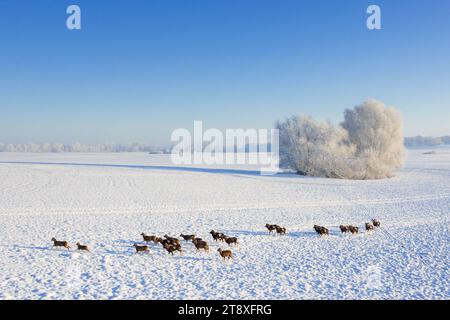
left=341, top=99, right=405, bottom=179
left=277, top=116, right=355, bottom=178
left=278, top=99, right=405, bottom=179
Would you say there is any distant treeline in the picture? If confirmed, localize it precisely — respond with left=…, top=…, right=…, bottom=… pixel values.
left=0, top=142, right=171, bottom=153
left=0, top=142, right=272, bottom=153
left=404, top=136, right=450, bottom=148
left=0, top=137, right=449, bottom=153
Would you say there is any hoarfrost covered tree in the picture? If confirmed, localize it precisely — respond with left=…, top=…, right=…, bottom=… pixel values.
left=278, top=99, right=405, bottom=179
left=342, top=99, right=405, bottom=179
left=277, top=116, right=355, bottom=178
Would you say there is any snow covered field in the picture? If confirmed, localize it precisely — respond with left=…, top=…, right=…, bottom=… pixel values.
left=0, top=148, right=448, bottom=300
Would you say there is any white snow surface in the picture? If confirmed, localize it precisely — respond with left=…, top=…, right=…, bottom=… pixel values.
left=0, top=148, right=448, bottom=300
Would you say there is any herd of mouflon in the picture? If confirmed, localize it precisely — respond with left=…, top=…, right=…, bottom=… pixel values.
left=51, top=219, right=381, bottom=261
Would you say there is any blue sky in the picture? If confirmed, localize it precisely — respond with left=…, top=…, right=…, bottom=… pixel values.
left=0, top=0, right=449, bottom=145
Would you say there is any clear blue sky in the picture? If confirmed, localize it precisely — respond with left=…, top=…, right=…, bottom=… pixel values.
left=1, top=0, right=449, bottom=145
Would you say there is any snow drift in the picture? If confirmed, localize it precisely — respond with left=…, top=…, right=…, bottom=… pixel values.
left=277, top=99, right=405, bottom=179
